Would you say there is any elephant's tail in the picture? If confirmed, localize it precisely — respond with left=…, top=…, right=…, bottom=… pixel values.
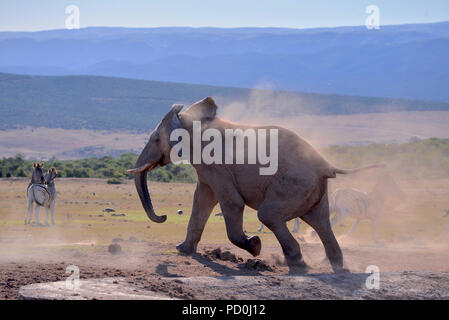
left=327, top=163, right=386, bottom=177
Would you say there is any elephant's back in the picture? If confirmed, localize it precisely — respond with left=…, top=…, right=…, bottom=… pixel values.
left=277, top=127, right=334, bottom=175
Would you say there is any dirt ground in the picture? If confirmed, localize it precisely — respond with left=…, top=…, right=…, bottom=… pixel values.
left=1, top=177, right=448, bottom=299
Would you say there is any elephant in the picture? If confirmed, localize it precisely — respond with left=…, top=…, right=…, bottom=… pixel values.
left=128, top=97, right=385, bottom=272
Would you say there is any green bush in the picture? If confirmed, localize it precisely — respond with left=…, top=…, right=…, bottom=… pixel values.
left=107, top=178, right=123, bottom=184
left=0, top=152, right=197, bottom=183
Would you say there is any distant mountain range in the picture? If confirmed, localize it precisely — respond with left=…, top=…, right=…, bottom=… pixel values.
left=0, top=22, right=448, bottom=101
left=1, top=72, right=448, bottom=131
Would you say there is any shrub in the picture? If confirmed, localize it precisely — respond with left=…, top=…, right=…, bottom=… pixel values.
left=107, top=178, right=122, bottom=184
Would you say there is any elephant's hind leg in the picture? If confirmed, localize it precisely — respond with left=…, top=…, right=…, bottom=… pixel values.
left=301, top=195, right=345, bottom=273
left=258, top=204, right=308, bottom=271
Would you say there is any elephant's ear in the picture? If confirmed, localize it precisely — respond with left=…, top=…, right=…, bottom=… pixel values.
left=162, top=104, right=183, bottom=126
left=183, top=97, right=217, bottom=120
left=162, top=104, right=184, bottom=146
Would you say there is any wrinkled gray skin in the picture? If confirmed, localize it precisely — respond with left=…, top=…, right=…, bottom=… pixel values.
left=129, top=97, right=385, bottom=272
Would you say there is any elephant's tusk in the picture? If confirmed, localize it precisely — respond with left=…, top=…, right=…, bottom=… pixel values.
left=127, top=163, right=158, bottom=174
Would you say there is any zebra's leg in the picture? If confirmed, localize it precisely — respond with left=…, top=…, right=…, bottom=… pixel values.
left=257, top=223, right=264, bottom=233
left=435, top=224, right=449, bottom=242
left=26, top=198, right=33, bottom=224
left=34, top=205, right=42, bottom=225
left=45, top=205, right=49, bottom=225
left=347, top=219, right=359, bottom=236
left=51, top=201, right=56, bottom=225
left=330, top=210, right=347, bottom=228
left=292, top=218, right=300, bottom=233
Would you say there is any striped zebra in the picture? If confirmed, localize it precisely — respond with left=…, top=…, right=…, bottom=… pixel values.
left=25, top=164, right=58, bottom=226
left=329, top=174, right=405, bottom=243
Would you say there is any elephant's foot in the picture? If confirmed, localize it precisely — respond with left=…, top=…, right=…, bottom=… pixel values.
left=327, top=256, right=347, bottom=273
left=329, top=258, right=349, bottom=273
left=333, top=266, right=350, bottom=273
left=285, top=253, right=309, bottom=274
left=246, top=236, right=261, bottom=257
left=176, top=241, right=197, bottom=255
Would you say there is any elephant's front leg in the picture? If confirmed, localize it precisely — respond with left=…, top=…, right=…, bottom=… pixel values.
left=176, top=182, right=217, bottom=254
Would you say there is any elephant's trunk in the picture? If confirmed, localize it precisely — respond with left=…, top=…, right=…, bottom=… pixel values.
left=134, top=168, right=167, bottom=223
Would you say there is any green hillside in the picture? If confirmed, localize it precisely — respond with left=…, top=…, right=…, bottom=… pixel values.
left=1, top=72, right=448, bottom=131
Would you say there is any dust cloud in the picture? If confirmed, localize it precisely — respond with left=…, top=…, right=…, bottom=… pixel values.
left=217, top=88, right=449, bottom=253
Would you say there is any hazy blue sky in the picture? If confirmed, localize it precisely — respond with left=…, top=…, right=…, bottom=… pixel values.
left=0, top=0, right=448, bottom=31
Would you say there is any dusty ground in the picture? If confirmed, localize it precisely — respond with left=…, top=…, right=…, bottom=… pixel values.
left=0, top=177, right=448, bottom=299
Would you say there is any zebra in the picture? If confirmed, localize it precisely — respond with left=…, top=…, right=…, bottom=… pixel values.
left=258, top=218, right=301, bottom=233
left=25, top=163, right=46, bottom=225
left=329, top=174, right=405, bottom=244
left=25, top=164, right=58, bottom=226
left=43, top=167, right=58, bottom=225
